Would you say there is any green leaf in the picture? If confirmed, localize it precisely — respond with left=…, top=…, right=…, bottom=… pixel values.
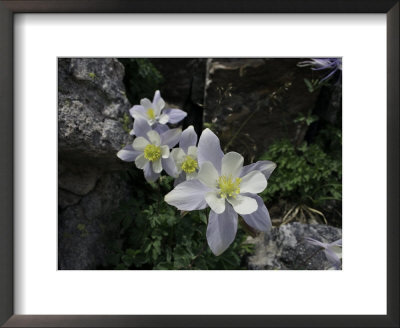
left=304, top=78, right=314, bottom=92
left=154, top=262, right=173, bottom=270
left=121, top=254, right=134, bottom=267
left=173, top=245, right=192, bottom=269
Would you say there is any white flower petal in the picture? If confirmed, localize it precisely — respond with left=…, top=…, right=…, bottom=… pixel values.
left=180, top=126, right=198, bottom=153
left=197, top=161, right=219, bottom=189
left=227, top=194, right=257, bottom=215
left=146, top=130, right=161, bottom=146
left=161, top=145, right=170, bottom=158
left=132, top=137, right=150, bottom=151
left=240, top=160, right=277, bottom=180
left=329, top=245, right=343, bottom=259
left=206, top=205, right=238, bottom=256
left=163, top=108, right=187, bottom=124
left=158, top=113, right=169, bottom=124
left=162, top=157, right=178, bottom=177
left=117, top=145, right=141, bottom=162
left=186, top=172, right=197, bottom=180
left=135, top=153, right=149, bottom=169
left=152, top=158, right=162, bottom=173
left=152, top=90, right=163, bottom=105
left=152, top=90, right=165, bottom=116
left=187, top=146, right=197, bottom=159
left=140, top=98, right=152, bottom=109
left=304, top=237, right=327, bottom=249
left=154, top=123, right=169, bottom=134
left=241, top=194, right=271, bottom=232
left=161, top=128, right=182, bottom=148
left=143, top=161, right=160, bottom=182
left=164, top=179, right=211, bottom=211
left=221, top=152, right=244, bottom=178
left=132, top=117, right=151, bottom=138
left=197, top=128, right=224, bottom=173
left=205, top=191, right=225, bottom=214
left=324, top=249, right=341, bottom=269
left=240, top=170, right=267, bottom=194
left=171, top=148, right=186, bottom=168
left=129, top=105, right=147, bottom=120
left=329, top=239, right=342, bottom=247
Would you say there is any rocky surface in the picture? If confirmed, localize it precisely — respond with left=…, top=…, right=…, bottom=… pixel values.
left=58, top=58, right=133, bottom=269
left=204, top=58, right=324, bottom=161
left=247, top=222, right=342, bottom=270
left=58, top=58, right=131, bottom=163
left=58, top=167, right=132, bottom=270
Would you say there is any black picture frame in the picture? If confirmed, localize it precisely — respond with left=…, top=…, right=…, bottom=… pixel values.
left=0, top=1, right=398, bottom=327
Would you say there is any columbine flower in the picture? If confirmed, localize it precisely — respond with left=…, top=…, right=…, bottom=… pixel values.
left=129, top=90, right=187, bottom=135
left=304, top=237, right=342, bottom=269
left=165, top=128, right=276, bottom=256
left=297, top=58, right=342, bottom=82
left=117, top=118, right=181, bottom=182
left=170, top=125, right=199, bottom=186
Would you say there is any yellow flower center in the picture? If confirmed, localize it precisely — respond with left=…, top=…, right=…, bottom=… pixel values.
left=147, top=108, right=156, bottom=120
left=181, top=156, right=198, bottom=174
left=143, top=144, right=161, bottom=161
left=218, top=175, right=242, bottom=198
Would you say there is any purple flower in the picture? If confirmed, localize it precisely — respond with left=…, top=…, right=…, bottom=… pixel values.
left=117, top=118, right=181, bottom=182
left=298, top=58, right=342, bottom=82
left=164, top=128, right=276, bottom=256
left=304, top=237, right=342, bottom=269
left=129, top=90, right=187, bottom=135
left=171, top=126, right=199, bottom=186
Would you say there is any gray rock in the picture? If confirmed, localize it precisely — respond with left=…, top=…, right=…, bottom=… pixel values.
left=58, top=189, right=81, bottom=210
left=59, top=166, right=99, bottom=196
left=58, top=171, right=132, bottom=270
left=247, top=222, right=342, bottom=270
left=58, top=58, right=131, bottom=162
left=204, top=58, right=324, bottom=161
left=58, top=58, right=134, bottom=269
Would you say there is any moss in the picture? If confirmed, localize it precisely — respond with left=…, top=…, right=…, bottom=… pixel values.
left=77, top=223, right=88, bottom=237
left=122, top=112, right=131, bottom=134
left=77, top=223, right=86, bottom=231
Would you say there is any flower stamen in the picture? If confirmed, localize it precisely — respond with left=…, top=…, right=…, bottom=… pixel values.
left=147, top=108, right=156, bottom=120
left=218, top=175, right=242, bottom=198
left=144, top=144, right=161, bottom=161
left=181, top=156, right=198, bottom=173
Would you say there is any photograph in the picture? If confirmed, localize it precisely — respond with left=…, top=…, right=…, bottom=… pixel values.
left=1, top=1, right=397, bottom=325
left=58, top=57, right=342, bottom=270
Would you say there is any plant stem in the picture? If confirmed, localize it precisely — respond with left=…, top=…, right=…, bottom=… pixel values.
left=224, top=104, right=260, bottom=152
left=188, top=241, right=208, bottom=269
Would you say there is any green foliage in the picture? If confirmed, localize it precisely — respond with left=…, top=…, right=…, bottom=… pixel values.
left=303, top=78, right=320, bottom=93
left=260, top=137, right=342, bottom=208
left=121, top=112, right=131, bottom=134
left=77, top=223, right=88, bottom=237
left=118, top=58, right=164, bottom=105
left=293, top=110, right=318, bottom=126
left=303, top=78, right=330, bottom=93
left=106, top=175, right=252, bottom=270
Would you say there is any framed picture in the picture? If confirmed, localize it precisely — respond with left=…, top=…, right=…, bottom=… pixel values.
left=0, top=1, right=398, bottom=327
